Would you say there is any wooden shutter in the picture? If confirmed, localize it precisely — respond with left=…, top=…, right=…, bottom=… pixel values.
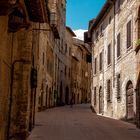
left=117, top=74, right=121, bottom=99
left=127, top=20, right=132, bottom=48
left=108, top=44, right=111, bottom=65
left=117, top=33, right=121, bottom=57
left=94, top=58, right=97, bottom=74
left=100, top=52, right=102, bottom=71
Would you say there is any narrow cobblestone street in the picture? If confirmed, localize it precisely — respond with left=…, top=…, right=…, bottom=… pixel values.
left=28, top=104, right=140, bottom=140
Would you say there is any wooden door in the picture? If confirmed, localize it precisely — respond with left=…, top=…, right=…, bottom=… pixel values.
left=99, top=87, right=104, bottom=114
left=126, top=81, right=134, bottom=119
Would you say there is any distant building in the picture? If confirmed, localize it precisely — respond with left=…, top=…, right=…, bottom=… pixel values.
left=71, top=38, right=91, bottom=104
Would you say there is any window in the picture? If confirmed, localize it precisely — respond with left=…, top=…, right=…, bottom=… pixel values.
left=65, top=44, right=67, bottom=53
left=117, top=74, right=121, bottom=100
left=117, top=0, right=121, bottom=11
left=107, top=44, right=111, bottom=65
left=94, top=58, right=97, bottom=74
left=99, top=52, right=102, bottom=71
left=127, top=20, right=132, bottom=49
left=94, top=87, right=96, bottom=105
left=107, top=79, right=112, bottom=102
left=109, top=16, right=112, bottom=24
left=96, top=31, right=99, bottom=40
left=100, top=25, right=103, bottom=36
left=117, top=33, right=121, bottom=58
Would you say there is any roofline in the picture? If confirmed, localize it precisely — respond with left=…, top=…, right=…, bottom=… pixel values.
left=66, top=26, right=76, bottom=37
left=90, top=0, right=115, bottom=31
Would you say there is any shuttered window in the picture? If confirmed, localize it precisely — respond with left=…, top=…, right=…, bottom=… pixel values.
left=127, top=20, right=132, bottom=48
left=94, top=58, right=97, bottom=74
left=107, top=44, right=111, bottom=65
left=94, top=87, right=96, bottom=105
left=107, top=79, right=112, bottom=102
left=117, top=33, right=121, bottom=58
left=117, top=74, right=121, bottom=100
left=100, top=52, right=102, bottom=71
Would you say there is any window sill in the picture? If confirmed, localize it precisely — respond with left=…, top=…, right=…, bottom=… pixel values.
left=100, top=70, right=103, bottom=73
left=107, top=99, right=112, bottom=103
left=100, top=33, right=104, bottom=38
left=107, top=64, right=111, bottom=68
left=127, top=46, right=133, bottom=52
left=117, top=56, right=121, bottom=61
left=117, top=97, right=121, bottom=102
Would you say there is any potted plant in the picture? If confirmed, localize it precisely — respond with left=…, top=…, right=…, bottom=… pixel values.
left=135, top=38, right=140, bottom=53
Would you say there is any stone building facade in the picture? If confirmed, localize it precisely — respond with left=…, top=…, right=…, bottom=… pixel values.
left=0, top=0, right=62, bottom=139
left=65, top=27, right=76, bottom=104
left=71, top=38, right=91, bottom=104
left=135, top=4, right=140, bottom=128
left=86, top=0, right=140, bottom=127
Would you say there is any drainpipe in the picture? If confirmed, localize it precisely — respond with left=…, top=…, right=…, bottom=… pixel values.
left=7, top=59, right=30, bottom=140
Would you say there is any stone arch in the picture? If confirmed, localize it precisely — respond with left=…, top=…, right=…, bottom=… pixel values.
left=136, top=73, right=140, bottom=128
left=126, top=80, right=135, bottom=120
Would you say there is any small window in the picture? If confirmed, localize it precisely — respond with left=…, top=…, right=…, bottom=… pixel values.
left=109, top=16, right=112, bottom=24
left=65, top=44, right=67, bottom=53
left=117, top=33, right=121, bottom=58
left=99, top=52, right=102, bottom=71
left=117, top=0, right=121, bottom=11
left=127, top=20, right=132, bottom=49
left=96, top=31, right=99, bottom=40
left=100, top=25, right=103, bottom=36
left=117, top=74, right=121, bottom=100
left=107, top=79, right=112, bottom=102
left=94, top=58, right=97, bottom=74
left=107, top=44, right=111, bottom=65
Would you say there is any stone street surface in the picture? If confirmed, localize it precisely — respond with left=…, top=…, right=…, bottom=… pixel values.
left=28, top=104, right=140, bottom=140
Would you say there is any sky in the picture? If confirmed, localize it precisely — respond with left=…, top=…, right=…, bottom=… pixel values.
left=66, top=0, right=106, bottom=40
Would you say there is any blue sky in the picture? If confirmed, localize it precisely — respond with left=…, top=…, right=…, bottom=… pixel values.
left=66, top=0, right=106, bottom=30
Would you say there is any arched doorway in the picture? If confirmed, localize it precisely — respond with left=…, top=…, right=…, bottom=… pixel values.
left=126, top=81, right=134, bottom=120
left=65, top=86, right=69, bottom=105
left=99, top=87, right=104, bottom=114
left=136, top=74, right=140, bottom=128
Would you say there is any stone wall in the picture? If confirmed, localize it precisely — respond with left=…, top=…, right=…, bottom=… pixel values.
left=91, top=0, right=139, bottom=122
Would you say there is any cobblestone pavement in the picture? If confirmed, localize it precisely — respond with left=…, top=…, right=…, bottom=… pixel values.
left=28, top=104, right=140, bottom=140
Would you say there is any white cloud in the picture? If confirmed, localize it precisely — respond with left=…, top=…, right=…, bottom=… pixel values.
left=73, top=29, right=87, bottom=41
